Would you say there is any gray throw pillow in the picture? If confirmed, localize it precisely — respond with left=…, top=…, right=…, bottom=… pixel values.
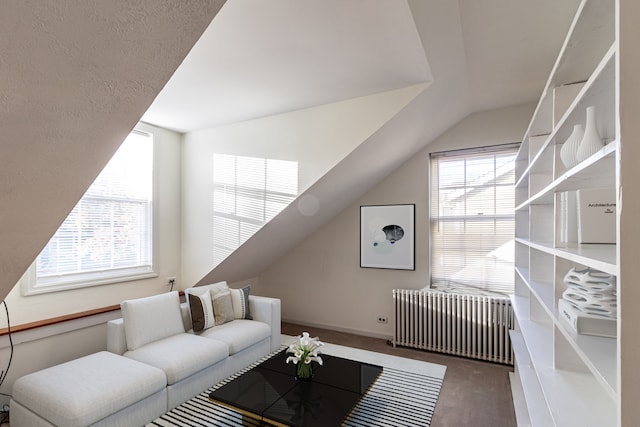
left=212, top=291, right=235, bottom=325
left=230, top=285, right=252, bottom=320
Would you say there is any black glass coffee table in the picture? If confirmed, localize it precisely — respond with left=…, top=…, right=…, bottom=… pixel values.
left=209, top=349, right=383, bottom=426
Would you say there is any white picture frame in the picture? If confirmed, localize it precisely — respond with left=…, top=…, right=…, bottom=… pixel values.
left=360, top=204, right=415, bottom=270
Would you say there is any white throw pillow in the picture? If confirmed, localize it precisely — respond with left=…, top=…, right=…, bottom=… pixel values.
left=121, top=291, right=184, bottom=351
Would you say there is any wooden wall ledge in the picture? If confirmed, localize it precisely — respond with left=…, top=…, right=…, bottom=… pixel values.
left=0, top=291, right=186, bottom=336
left=0, top=305, right=120, bottom=336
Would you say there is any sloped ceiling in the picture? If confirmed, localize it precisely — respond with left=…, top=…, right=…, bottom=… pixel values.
left=0, top=0, right=582, bottom=301
left=142, top=0, right=433, bottom=131
left=151, top=0, right=579, bottom=286
left=0, top=1, right=226, bottom=303
left=143, top=0, right=581, bottom=133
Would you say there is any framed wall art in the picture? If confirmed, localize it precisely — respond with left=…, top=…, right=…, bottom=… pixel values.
left=360, top=204, right=415, bottom=270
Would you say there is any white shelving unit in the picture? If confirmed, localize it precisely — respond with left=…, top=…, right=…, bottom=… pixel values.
left=511, top=0, right=619, bottom=425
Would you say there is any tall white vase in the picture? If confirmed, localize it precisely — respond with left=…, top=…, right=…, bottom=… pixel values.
left=576, top=106, right=604, bottom=162
left=560, top=124, right=584, bottom=168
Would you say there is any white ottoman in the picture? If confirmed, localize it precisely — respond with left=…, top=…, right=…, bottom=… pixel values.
left=10, top=351, right=167, bottom=427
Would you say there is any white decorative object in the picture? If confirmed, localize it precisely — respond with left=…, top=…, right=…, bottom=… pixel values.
left=576, top=106, right=604, bottom=161
left=560, top=124, right=584, bottom=168
left=559, top=267, right=617, bottom=337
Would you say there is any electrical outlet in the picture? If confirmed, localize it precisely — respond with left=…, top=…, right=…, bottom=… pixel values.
left=167, top=277, right=176, bottom=287
left=377, top=316, right=388, bottom=324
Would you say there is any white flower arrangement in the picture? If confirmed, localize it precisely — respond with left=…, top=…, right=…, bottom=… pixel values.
left=286, top=332, right=324, bottom=379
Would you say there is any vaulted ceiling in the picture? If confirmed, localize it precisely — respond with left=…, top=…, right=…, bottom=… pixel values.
left=0, top=0, right=580, bottom=301
left=142, top=0, right=580, bottom=133
left=141, top=0, right=580, bottom=285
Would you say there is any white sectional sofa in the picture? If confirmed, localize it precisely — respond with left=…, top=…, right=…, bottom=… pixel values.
left=10, top=283, right=281, bottom=426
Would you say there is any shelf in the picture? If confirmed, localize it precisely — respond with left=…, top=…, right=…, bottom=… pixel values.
left=513, top=0, right=618, bottom=424
left=522, top=0, right=615, bottom=141
left=548, top=0, right=615, bottom=88
left=516, top=238, right=617, bottom=275
left=510, top=330, right=553, bottom=426
left=552, top=45, right=616, bottom=145
left=515, top=44, right=616, bottom=191
left=511, top=296, right=616, bottom=426
left=516, top=268, right=618, bottom=397
left=557, top=318, right=617, bottom=397
left=516, top=139, right=617, bottom=209
left=511, top=295, right=553, bottom=366
left=515, top=267, right=554, bottom=313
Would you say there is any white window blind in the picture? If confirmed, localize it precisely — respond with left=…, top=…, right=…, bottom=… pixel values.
left=430, top=143, right=519, bottom=295
left=33, top=130, right=155, bottom=291
left=212, top=154, right=298, bottom=266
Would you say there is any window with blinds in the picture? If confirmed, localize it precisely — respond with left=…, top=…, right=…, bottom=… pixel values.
left=28, top=129, right=155, bottom=293
left=212, top=154, right=298, bottom=267
left=430, top=143, right=519, bottom=295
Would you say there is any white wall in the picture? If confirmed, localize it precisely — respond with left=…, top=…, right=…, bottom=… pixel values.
left=0, top=103, right=531, bottom=406
left=0, top=122, right=183, bottom=328
left=180, top=85, right=426, bottom=286
left=254, top=103, right=533, bottom=339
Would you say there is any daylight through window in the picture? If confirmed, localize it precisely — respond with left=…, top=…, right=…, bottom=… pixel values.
left=212, top=154, right=298, bottom=267
left=430, top=143, right=519, bottom=295
left=31, top=130, right=155, bottom=293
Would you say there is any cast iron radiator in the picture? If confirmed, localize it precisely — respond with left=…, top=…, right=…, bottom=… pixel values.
left=393, top=289, right=513, bottom=365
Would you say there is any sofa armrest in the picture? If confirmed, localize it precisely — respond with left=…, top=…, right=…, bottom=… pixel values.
left=250, top=295, right=281, bottom=352
left=107, top=318, right=127, bottom=355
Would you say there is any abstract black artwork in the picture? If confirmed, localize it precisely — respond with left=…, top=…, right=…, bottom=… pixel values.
left=360, top=204, right=415, bottom=270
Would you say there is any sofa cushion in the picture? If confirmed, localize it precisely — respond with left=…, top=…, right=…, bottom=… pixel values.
left=121, top=291, right=185, bottom=351
left=12, top=351, right=166, bottom=427
left=199, top=319, right=271, bottom=355
left=124, top=333, right=229, bottom=384
left=188, top=288, right=215, bottom=332
left=212, top=291, right=235, bottom=325
left=230, top=285, right=253, bottom=320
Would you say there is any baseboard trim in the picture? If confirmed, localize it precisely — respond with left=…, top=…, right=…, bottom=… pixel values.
left=281, top=317, right=392, bottom=341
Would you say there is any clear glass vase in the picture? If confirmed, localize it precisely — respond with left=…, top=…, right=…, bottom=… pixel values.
left=296, top=361, right=313, bottom=380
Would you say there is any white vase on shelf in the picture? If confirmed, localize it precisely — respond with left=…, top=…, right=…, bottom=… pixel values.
left=560, top=124, right=584, bottom=168
left=576, top=106, right=604, bottom=162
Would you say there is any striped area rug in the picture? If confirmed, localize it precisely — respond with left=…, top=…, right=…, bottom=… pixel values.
left=149, top=345, right=444, bottom=427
